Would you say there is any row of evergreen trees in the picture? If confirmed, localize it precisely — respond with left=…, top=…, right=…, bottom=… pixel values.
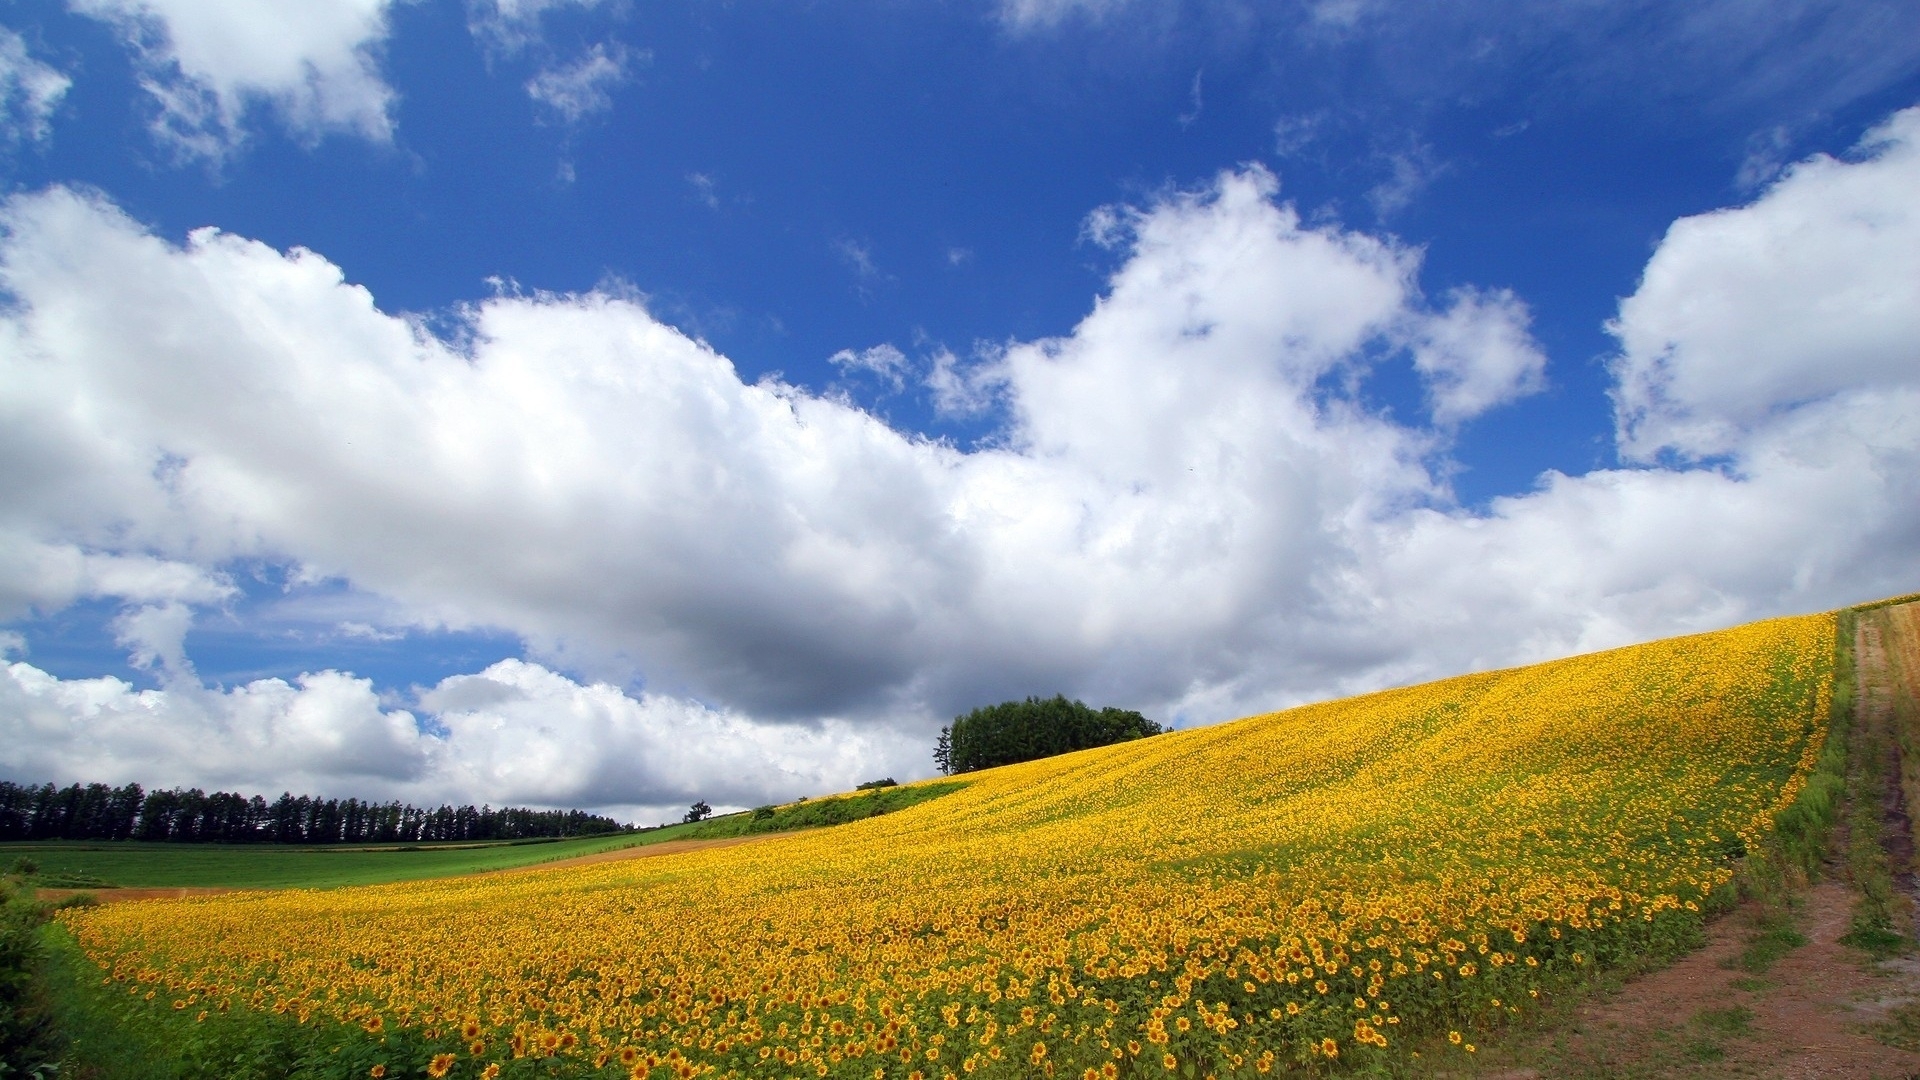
left=0, top=780, right=626, bottom=844
left=934, top=694, right=1164, bottom=774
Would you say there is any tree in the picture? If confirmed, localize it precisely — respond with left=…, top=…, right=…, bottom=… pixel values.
left=683, top=800, right=712, bottom=824
left=938, top=695, right=1163, bottom=774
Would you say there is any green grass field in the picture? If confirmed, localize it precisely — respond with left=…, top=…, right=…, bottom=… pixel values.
left=0, top=830, right=666, bottom=891
left=0, top=783, right=970, bottom=891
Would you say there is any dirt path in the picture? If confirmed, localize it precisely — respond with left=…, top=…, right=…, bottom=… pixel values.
left=1479, top=880, right=1920, bottom=1078
left=34, top=833, right=782, bottom=905
left=1474, top=603, right=1920, bottom=1079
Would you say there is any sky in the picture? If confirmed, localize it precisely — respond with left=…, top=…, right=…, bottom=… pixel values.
left=1, top=0, right=1917, bottom=825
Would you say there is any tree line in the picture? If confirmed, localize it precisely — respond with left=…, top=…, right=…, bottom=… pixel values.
left=0, top=780, right=626, bottom=844
left=934, top=694, right=1164, bottom=774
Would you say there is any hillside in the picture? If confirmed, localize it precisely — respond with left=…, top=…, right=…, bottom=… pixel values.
left=49, top=611, right=1838, bottom=1077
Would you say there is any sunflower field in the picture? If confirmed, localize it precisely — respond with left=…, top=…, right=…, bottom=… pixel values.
left=58, top=612, right=1836, bottom=1078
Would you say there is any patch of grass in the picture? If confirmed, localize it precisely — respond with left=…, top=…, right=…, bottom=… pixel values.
left=1839, top=924, right=1908, bottom=958
left=32, top=921, right=176, bottom=1080
left=1680, top=1036, right=1728, bottom=1063
left=0, top=832, right=645, bottom=891
left=1733, top=917, right=1808, bottom=973
left=1675, top=1005, right=1753, bottom=1064
left=1839, top=605, right=1913, bottom=961
left=0, top=783, right=969, bottom=894
left=1693, top=1005, right=1754, bottom=1037
left=24, top=872, right=115, bottom=890
left=1727, top=976, right=1769, bottom=992
left=679, top=780, right=968, bottom=840
left=1872, top=1000, right=1920, bottom=1051
left=35, top=922, right=383, bottom=1080
left=0, top=880, right=59, bottom=1076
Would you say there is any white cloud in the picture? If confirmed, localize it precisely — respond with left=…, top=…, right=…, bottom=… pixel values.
left=1, top=660, right=437, bottom=796
left=687, top=172, right=719, bottom=209
left=997, top=0, right=1130, bottom=31
left=0, top=27, right=71, bottom=144
left=467, top=0, right=610, bottom=55
left=828, top=344, right=910, bottom=391
left=336, top=620, right=404, bottom=642
left=0, top=537, right=233, bottom=621
left=1410, top=286, right=1547, bottom=424
left=926, top=348, right=1002, bottom=419
left=70, top=0, right=397, bottom=158
left=0, top=655, right=909, bottom=820
left=1366, top=140, right=1446, bottom=218
left=1271, top=112, right=1323, bottom=158
left=525, top=41, right=632, bottom=125
left=835, top=238, right=880, bottom=280
left=2, top=106, right=1919, bottom=807
left=112, top=600, right=196, bottom=679
left=1611, top=106, right=1920, bottom=461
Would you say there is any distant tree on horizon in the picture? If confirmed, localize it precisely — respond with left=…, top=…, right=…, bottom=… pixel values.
left=935, top=695, right=1163, bottom=775
left=683, top=800, right=713, bottom=824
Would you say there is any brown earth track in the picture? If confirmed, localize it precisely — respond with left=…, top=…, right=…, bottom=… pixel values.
left=1478, top=879, right=1920, bottom=1078
left=1474, top=602, right=1920, bottom=1079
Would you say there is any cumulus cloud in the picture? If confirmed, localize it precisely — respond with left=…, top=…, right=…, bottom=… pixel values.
left=1611, top=106, right=1920, bottom=461
left=0, top=655, right=909, bottom=821
left=2, top=660, right=437, bottom=797
left=3, top=108, right=1919, bottom=809
left=70, top=0, right=397, bottom=158
left=1410, top=287, right=1547, bottom=424
left=926, top=348, right=1002, bottom=419
left=0, top=28, right=70, bottom=144
left=0, top=539, right=233, bottom=621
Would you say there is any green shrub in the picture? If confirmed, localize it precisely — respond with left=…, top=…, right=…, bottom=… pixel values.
left=935, top=694, right=1162, bottom=774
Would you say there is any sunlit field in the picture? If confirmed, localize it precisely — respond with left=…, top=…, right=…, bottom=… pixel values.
left=58, top=613, right=1834, bottom=1078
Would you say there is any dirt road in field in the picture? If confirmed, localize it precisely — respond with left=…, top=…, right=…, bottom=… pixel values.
left=1478, top=879, right=1920, bottom=1078
left=33, top=833, right=784, bottom=905
left=1476, top=601, right=1920, bottom=1079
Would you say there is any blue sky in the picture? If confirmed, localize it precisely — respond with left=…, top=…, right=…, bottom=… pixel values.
left=2, top=0, right=1918, bottom=820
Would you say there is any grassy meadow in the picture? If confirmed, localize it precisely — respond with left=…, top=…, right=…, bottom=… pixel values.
left=39, top=610, right=1842, bottom=1078
left=2, top=833, right=670, bottom=892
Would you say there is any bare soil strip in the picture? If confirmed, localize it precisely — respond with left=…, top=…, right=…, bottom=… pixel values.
left=1480, top=879, right=1920, bottom=1078
left=1477, top=603, right=1920, bottom=1079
